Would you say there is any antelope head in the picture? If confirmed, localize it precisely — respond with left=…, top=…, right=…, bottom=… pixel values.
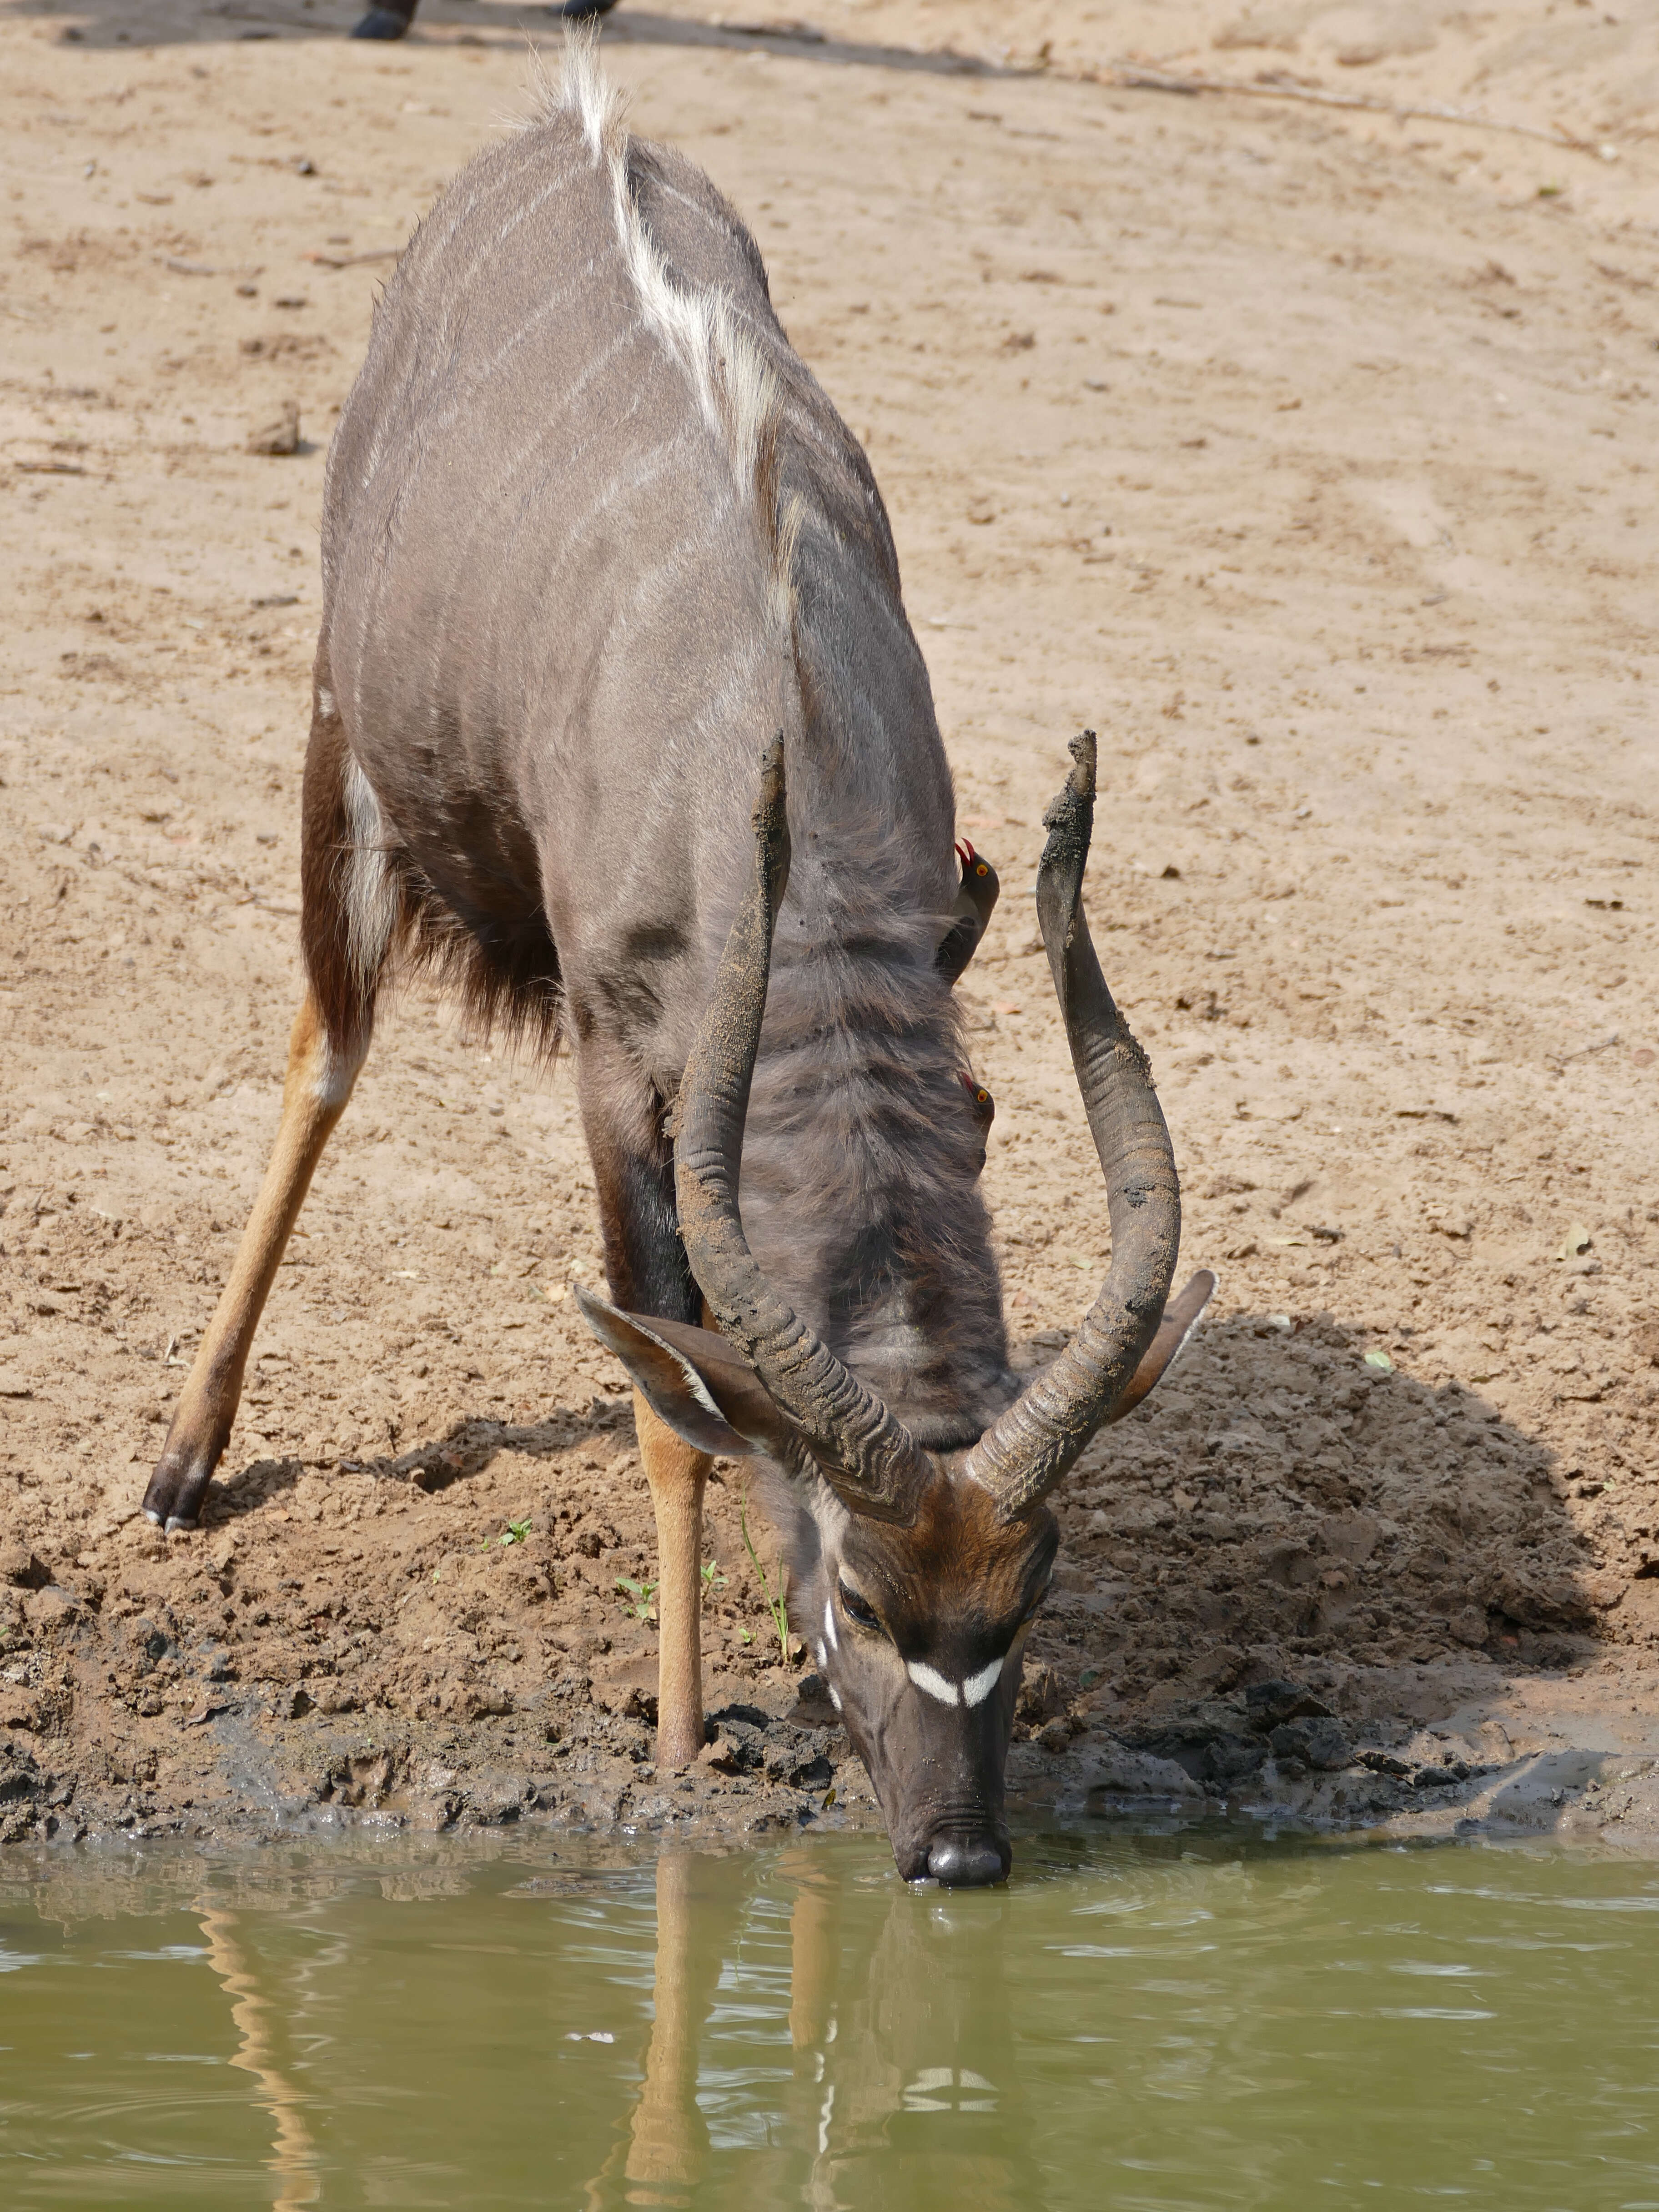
left=579, top=731, right=1212, bottom=1886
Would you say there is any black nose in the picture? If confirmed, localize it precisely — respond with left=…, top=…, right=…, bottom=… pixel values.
left=926, top=1835, right=1009, bottom=1887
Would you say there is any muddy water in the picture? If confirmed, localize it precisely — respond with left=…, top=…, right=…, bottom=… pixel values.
left=3, top=1825, right=1658, bottom=2210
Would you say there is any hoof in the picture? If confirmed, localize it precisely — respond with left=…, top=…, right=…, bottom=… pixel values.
left=553, top=0, right=621, bottom=17
left=350, top=6, right=414, bottom=37
left=142, top=1448, right=217, bottom=1531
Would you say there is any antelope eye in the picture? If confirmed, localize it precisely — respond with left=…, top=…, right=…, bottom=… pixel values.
left=838, top=1582, right=882, bottom=1633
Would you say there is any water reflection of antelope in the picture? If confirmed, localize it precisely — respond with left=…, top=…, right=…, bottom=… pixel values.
left=198, top=1907, right=320, bottom=2211
left=586, top=1848, right=1037, bottom=2208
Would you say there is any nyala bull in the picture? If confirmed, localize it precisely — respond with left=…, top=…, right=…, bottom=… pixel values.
left=143, top=41, right=1211, bottom=1885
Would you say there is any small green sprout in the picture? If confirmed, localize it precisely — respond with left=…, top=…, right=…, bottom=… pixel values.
left=615, top=1574, right=659, bottom=1623
left=501, top=1518, right=532, bottom=1547
left=740, top=1503, right=790, bottom=1656
left=700, top=1559, right=728, bottom=1598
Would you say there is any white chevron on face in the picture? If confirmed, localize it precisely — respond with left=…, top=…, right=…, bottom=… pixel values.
left=961, top=1656, right=1003, bottom=1709
left=906, top=1661, right=960, bottom=1707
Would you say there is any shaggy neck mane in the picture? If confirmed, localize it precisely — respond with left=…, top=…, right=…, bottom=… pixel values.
left=738, top=827, right=1014, bottom=1447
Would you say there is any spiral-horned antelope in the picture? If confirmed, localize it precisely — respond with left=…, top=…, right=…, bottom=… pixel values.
left=141, top=45, right=1212, bottom=1885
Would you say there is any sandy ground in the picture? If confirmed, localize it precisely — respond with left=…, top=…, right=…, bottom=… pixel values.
left=2, top=0, right=1659, bottom=1854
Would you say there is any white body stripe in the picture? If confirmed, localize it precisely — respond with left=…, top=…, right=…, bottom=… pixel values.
left=341, top=756, right=398, bottom=988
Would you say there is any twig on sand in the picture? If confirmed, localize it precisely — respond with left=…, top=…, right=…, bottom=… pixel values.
left=161, top=255, right=263, bottom=277
left=303, top=247, right=402, bottom=270
left=1085, top=62, right=1612, bottom=157
left=1551, top=1032, right=1621, bottom=1069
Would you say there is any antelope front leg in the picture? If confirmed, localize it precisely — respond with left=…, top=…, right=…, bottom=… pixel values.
left=635, top=1390, right=712, bottom=1769
left=142, top=995, right=364, bottom=1531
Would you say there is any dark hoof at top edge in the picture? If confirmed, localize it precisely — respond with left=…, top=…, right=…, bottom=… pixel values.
left=555, top=0, right=622, bottom=16
left=350, top=8, right=414, bottom=37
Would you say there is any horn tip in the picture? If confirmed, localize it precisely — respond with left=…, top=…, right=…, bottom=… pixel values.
left=1039, top=731, right=1097, bottom=849
left=750, top=729, right=790, bottom=897
left=753, top=729, right=788, bottom=835
left=1067, top=728, right=1098, bottom=795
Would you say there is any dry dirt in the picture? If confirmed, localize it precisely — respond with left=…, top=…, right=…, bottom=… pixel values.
left=3, top=0, right=1659, bottom=1856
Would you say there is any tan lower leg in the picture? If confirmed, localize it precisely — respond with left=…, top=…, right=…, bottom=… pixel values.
left=142, top=995, right=363, bottom=1528
left=635, top=1389, right=712, bottom=1770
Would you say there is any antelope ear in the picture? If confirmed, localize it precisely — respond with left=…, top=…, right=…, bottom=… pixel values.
left=1104, top=1268, right=1217, bottom=1424
left=573, top=1286, right=793, bottom=1458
